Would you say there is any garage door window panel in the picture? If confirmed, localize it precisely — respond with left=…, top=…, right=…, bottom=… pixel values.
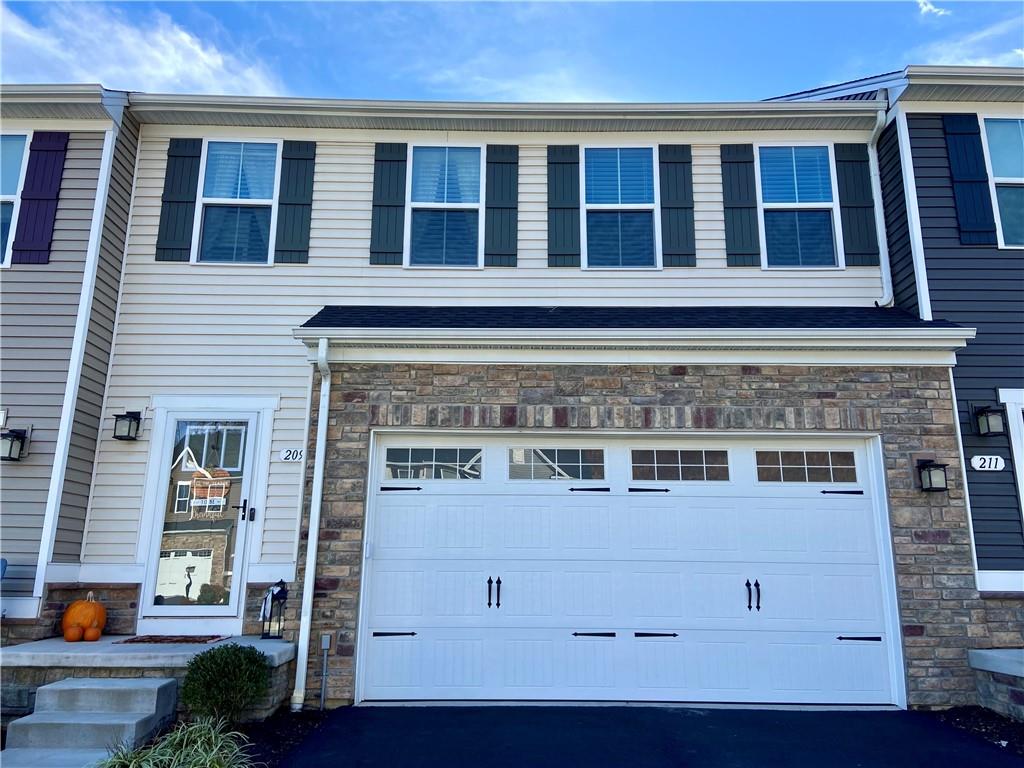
left=508, top=448, right=605, bottom=480
left=756, top=450, right=857, bottom=483
left=385, top=447, right=482, bottom=480
left=631, top=449, right=730, bottom=481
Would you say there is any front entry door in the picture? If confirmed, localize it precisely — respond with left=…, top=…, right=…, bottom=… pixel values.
left=142, top=414, right=258, bottom=619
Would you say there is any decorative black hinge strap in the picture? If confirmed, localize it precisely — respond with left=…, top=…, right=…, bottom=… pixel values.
left=821, top=490, right=865, bottom=495
left=836, top=636, right=882, bottom=642
left=380, top=486, right=423, bottom=492
left=634, top=632, right=679, bottom=638
left=372, top=631, right=418, bottom=637
left=629, top=488, right=671, bottom=493
left=568, top=487, right=610, bottom=492
left=572, top=632, right=616, bottom=637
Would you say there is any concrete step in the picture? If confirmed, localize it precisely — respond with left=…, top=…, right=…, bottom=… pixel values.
left=34, top=677, right=177, bottom=714
left=0, top=747, right=108, bottom=768
left=5, top=710, right=164, bottom=750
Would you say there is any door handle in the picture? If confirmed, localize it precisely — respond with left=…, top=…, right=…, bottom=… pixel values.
left=495, top=577, right=501, bottom=609
left=232, top=499, right=248, bottom=522
left=487, top=577, right=493, bottom=608
left=745, top=579, right=752, bottom=611
left=754, top=579, right=761, bottom=611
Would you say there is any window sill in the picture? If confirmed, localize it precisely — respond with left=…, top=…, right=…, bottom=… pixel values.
left=975, top=571, right=1024, bottom=593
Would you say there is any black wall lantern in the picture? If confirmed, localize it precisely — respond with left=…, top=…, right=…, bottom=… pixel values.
left=113, top=411, right=142, bottom=441
left=0, top=429, right=28, bottom=462
left=918, top=459, right=949, bottom=493
left=975, top=406, right=1006, bottom=437
left=261, top=580, right=289, bottom=639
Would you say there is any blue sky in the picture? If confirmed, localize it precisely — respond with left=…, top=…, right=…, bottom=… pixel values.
left=3, top=2, right=1022, bottom=101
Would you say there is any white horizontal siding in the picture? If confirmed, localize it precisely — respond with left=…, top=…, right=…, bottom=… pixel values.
left=84, top=127, right=886, bottom=571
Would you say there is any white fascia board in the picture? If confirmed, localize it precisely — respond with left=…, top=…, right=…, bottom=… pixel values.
left=292, top=326, right=974, bottom=367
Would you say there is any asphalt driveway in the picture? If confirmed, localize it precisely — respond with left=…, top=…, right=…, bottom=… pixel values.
left=280, top=705, right=1022, bottom=768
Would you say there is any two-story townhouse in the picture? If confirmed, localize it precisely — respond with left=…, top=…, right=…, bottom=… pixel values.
left=0, top=85, right=139, bottom=642
left=776, top=63, right=1024, bottom=667
left=43, top=80, right=1021, bottom=711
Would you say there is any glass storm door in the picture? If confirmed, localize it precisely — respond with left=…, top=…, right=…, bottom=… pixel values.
left=145, top=416, right=257, bottom=617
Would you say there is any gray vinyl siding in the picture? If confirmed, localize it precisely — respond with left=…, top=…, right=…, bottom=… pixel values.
left=878, top=122, right=918, bottom=315
left=908, top=114, right=1024, bottom=571
left=55, top=116, right=138, bottom=562
left=0, top=132, right=103, bottom=594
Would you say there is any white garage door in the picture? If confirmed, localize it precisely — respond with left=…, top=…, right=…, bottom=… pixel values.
left=358, top=435, right=900, bottom=704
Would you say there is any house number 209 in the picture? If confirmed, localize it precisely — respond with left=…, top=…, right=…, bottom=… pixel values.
left=279, top=448, right=305, bottom=462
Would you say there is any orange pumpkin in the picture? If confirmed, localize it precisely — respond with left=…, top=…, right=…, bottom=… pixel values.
left=82, top=627, right=102, bottom=642
left=63, top=626, right=84, bottom=642
left=61, top=591, right=106, bottom=634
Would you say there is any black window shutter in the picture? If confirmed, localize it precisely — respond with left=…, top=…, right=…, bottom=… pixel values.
left=275, top=141, right=316, bottom=264
left=11, top=131, right=69, bottom=265
left=834, top=143, right=880, bottom=266
left=547, top=145, right=580, bottom=267
left=659, top=144, right=696, bottom=267
left=369, top=142, right=407, bottom=265
left=942, top=114, right=997, bottom=246
left=155, top=138, right=202, bottom=262
left=484, top=144, right=518, bottom=266
left=721, top=144, right=760, bottom=266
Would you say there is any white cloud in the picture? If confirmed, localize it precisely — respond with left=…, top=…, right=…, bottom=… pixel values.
left=909, top=16, right=1024, bottom=67
left=1, top=3, right=283, bottom=94
left=917, top=0, right=951, bottom=17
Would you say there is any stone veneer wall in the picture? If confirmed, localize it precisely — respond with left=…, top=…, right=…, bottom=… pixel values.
left=290, top=362, right=1023, bottom=709
left=1, top=584, right=141, bottom=647
left=974, top=668, right=1024, bottom=721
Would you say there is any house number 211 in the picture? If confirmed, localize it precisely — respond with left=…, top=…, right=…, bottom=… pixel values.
left=970, top=455, right=1005, bottom=471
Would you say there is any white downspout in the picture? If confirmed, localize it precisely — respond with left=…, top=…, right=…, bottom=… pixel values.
left=868, top=106, right=894, bottom=308
left=290, top=337, right=331, bottom=711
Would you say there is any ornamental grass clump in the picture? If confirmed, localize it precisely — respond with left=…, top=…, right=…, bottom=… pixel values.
left=180, top=643, right=270, bottom=724
left=99, top=718, right=259, bottom=768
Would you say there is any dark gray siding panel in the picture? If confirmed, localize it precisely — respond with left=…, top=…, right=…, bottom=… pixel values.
left=834, top=143, right=880, bottom=267
left=484, top=144, right=518, bottom=267
left=547, top=145, right=580, bottom=267
left=155, top=138, right=201, bottom=262
left=877, top=122, right=918, bottom=315
left=659, top=144, right=695, bottom=267
left=55, top=116, right=139, bottom=563
left=909, top=113, right=1024, bottom=570
left=274, top=141, right=315, bottom=264
left=721, top=144, right=760, bottom=266
left=369, top=142, right=406, bottom=266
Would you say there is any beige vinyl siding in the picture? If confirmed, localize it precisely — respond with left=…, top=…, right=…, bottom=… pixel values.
left=54, top=115, right=139, bottom=562
left=84, top=128, right=886, bottom=569
left=0, top=132, right=103, bottom=593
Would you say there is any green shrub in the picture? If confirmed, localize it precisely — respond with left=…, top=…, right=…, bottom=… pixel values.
left=180, top=643, right=270, bottom=723
left=99, top=718, right=259, bottom=768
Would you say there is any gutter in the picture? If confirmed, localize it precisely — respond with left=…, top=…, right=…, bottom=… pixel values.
left=291, top=338, right=331, bottom=712
left=33, top=125, right=117, bottom=602
left=868, top=106, right=895, bottom=308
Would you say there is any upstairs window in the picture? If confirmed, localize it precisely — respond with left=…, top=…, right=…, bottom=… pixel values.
left=196, top=141, right=280, bottom=263
left=407, top=146, right=483, bottom=267
left=758, top=145, right=840, bottom=268
left=583, top=147, right=659, bottom=268
left=984, top=118, right=1024, bottom=247
left=1, top=134, right=28, bottom=265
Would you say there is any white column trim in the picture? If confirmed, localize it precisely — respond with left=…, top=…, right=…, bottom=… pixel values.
left=33, top=127, right=117, bottom=600
left=894, top=107, right=933, bottom=321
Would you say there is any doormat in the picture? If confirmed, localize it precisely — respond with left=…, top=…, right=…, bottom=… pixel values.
left=114, top=635, right=229, bottom=645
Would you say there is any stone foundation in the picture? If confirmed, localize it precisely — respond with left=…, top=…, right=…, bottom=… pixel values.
left=969, top=649, right=1024, bottom=721
left=287, top=362, right=1023, bottom=709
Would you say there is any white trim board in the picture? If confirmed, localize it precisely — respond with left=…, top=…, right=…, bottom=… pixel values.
left=976, top=571, right=1024, bottom=593
left=1, top=597, right=41, bottom=620
left=998, top=388, right=1024, bottom=522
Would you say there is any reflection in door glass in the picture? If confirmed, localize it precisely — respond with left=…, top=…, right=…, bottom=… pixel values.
left=153, top=420, right=248, bottom=608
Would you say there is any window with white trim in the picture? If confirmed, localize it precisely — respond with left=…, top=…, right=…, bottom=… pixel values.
left=173, top=481, right=191, bottom=514
left=983, top=118, right=1024, bottom=248
left=407, top=146, right=483, bottom=266
left=196, top=140, right=280, bottom=263
left=582, top=147, right=658, bottom=268
left=757, top=145, right=840, bottom=268
left=1, top=134, right=29, bottom=265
